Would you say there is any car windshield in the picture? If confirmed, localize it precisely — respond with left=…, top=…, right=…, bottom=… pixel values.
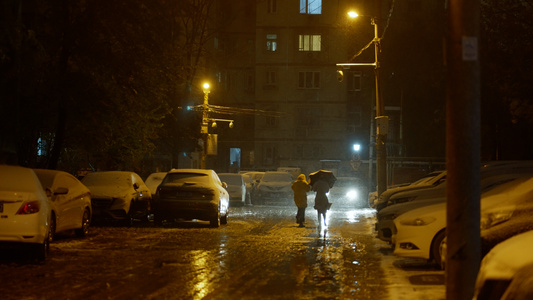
left=219, top=175, right=242, bottom=185
left=335, top=179, right=357, bottom=187
left=82, top=173, right=132, bottom=187
left=262, top=173, right=292, bottom=182
left=162, top=172, right=210, bottom=185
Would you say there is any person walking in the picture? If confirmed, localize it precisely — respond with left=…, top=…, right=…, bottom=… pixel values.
left=292, top=174, right=311, bottom=227
left=312, top=177, right=331, bottom=227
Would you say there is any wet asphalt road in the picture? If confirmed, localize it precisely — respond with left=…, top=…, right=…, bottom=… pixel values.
left=0, top=204, right=391, bottom=300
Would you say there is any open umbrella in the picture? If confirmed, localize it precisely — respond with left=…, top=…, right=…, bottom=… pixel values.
left=309, top=170, right=337, bottom=188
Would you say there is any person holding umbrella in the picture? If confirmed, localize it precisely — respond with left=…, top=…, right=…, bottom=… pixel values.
left=309, top=170, right=335, bottom=228
left=292, top=174, right=311, bottom=227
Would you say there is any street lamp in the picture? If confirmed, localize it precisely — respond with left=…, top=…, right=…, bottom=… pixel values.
left=337, top=11, right=388, bottom=197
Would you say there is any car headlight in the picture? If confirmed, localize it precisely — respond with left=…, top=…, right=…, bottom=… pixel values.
left=399, top=216, right=437, bottom=226
left=480, top=210, right=514, bottom=230
left=346, top=190, right=358, bottom=200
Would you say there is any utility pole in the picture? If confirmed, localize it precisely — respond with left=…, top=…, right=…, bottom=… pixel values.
left=446, top=0, right=481, bottom=299
left=201, top=83, right=210, bottom=169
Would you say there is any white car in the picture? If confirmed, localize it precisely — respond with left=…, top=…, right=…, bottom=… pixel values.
left=152, top=169, right=229, bottom=227
left=255, top=171, right=293, bottom=205
left=145, top=172, right=168, bottom=195
left=373, top=171, right=446, bottom=210
left=218, top=173, right=247, bottom=206
left=474, top=230, right=533, bottom=300
left=34, top=169, right=92, bottom=240
left=82, top=171, right=152, bottom=224
left=0, top=165, right=51, bottom=261
left=393, top=176, right=533, bottom=267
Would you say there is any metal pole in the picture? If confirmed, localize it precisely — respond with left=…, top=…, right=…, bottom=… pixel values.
left=201, top=88, right=210, bottom=169
left=446, top=0, right=481, bottom=299
left=373, top=17, right=387, bottom=197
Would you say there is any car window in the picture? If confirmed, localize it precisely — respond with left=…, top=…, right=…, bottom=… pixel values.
left=163, top=173, right=210, bottom=185
left=219, top=175, right=243, bottom=185
left=262, top=173, right=292, bottom=182
left=335, top=179, right=356, bottom=187
left=58, top=173, right=79, bottom=189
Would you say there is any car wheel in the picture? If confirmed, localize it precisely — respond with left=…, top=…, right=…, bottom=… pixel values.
left=153, top=210, right=164, bottom=226
left=210, top=211, right=220, bottom=228
left=431, top=229, right=446, bottom=268
left=125, top=201, right=135, bottom=226
left=221, top=211, right=228, bottom=225
left=75, top=208, right=91, bottom=237
left=49, top=214, right=57, bottom=242
left=34, top=232, right=50, bottom=262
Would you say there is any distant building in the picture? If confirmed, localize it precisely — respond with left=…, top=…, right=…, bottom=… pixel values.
left=205, top=0, right=446, bottom=188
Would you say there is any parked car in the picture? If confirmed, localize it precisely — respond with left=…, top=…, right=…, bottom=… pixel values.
left=255, top=171, right=293, bottom=205
left=152, top=169, right=229, bottom=227
left=145, top=172, right=167, bottom=195
left=373, top=170, right=446, bottom=211
left=0, top=165, right=51, bottom=261
left=376, top=171, right=533, bottom=243
left=243, top=171, right=265, bottom=204
left=81, top=171, right=152, bottom=224
left=34, top=169, right=92, bottom=240
left=393, top=175, right=533, bottom=268
left=474, top=230, right=533, bottom=300
left=327, top=177, right=367, bottom=207
left=217, top=173, right=247, bottom=206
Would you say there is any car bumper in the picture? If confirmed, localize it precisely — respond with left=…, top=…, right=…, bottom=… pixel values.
left=0, top=214, right=49, bottom=244
left=154, top=200, right=219, bottom=222
left=376, top=219, right=395, bottom=242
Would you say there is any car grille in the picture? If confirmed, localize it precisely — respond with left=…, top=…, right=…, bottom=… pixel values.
left=91, top=198, right=113, bottom=209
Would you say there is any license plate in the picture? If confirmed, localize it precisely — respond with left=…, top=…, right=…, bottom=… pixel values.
left=0, top=202, right=3, bottom=213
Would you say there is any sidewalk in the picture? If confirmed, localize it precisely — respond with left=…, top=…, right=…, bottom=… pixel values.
left=378, top=240, right=446, bottom=300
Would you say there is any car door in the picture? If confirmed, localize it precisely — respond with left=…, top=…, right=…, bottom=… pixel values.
left=53, top=173, right=84, bottom=231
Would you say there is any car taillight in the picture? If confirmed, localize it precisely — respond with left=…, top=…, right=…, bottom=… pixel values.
left=16, top=201, right=41, bottom=215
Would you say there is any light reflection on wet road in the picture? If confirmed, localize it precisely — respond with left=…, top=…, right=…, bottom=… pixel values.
left=0, top=204, right=388, bottom=300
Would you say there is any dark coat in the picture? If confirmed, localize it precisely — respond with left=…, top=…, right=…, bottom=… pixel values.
left=313, top=179, right=330, bottom=213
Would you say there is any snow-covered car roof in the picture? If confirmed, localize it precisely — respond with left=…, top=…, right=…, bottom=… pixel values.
left=0, top=165, right=45, bottom=194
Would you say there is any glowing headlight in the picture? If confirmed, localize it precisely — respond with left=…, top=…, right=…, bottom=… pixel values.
left=399, top=216, right=437, bottom=226
left=480, top=210, right=514, bottom=230
left=346, top=190, right=358, bottom=200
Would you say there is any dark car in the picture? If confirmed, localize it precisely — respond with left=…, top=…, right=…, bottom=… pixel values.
left=152, top=169, right=229, bottom=227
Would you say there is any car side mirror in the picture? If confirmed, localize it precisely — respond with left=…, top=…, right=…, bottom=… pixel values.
left=222, top=182, right=228, bottom=189
left=54, top=187, right=69, bottom=195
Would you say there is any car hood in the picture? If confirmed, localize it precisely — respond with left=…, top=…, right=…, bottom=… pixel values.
left=377, top=197, right=445, bottom=220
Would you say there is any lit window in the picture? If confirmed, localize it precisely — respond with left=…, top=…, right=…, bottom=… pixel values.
left=300, top=0, right=321, bottom=14
left=298, top=71, right=320, bottom=89
left=299, top=34, right=321, bottom=51
left=266, top=34, right=277, bottom=51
